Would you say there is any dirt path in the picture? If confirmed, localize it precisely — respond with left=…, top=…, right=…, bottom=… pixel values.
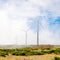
left=0, top=54, right=60, bottom=60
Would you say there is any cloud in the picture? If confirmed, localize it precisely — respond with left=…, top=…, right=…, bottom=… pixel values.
left=30, top=0, right=60, bottom=17
left=0, top=0, right=40, bottom=45
left=8, top=0, right=40, bottom=18
left=0, top=0, right=60, bottom=45
left=27, top=0, right=60, bottom=44
left=47, top=0, right=60, bottom=17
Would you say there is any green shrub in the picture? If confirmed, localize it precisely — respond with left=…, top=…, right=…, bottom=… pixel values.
left=41, top=49, right=55, bottom=54
left=54, top=48, right=60, bottom=54
left=11, top=51, right=20, bottom=56
left=41, top=50, right=51, bottom=54
left=29, top=51, right=44, bottom=55
left=11, top=51, right=27, bottom=56
left=0, top=51, right=8, bottom=57
left=49, top=49, right=55, bottom=53
left=54, top=57, right=60, bottom=60
left=11, top=50, right=44, bottom=56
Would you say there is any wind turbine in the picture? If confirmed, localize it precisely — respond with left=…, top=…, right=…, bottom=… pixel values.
left=36, top=16, right=43, bottom=46
left=20, top=29, right=29, bottom=47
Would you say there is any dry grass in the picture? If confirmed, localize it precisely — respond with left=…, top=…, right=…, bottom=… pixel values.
left=0, top=54, right=60, bottom=60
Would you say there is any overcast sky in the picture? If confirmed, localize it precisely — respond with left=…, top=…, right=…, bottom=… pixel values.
left=0, top=0, right=60, bottom=45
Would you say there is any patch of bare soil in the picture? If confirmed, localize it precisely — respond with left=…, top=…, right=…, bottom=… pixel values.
left=0, top=54, right=60, bottom=60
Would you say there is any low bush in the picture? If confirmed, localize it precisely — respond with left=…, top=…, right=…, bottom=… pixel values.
left=0, top=51, right=8, bottom=57
left=31, top=51, right=44, bottom=55
left=41, top=50, right=51, bottom=54
left=49, top=49, right=55, bottom=53
left=0, top=47, right=60, bottom=56
left=54, top=48, right=60, bottom=54
left=11, top=50, right=44, bottom=56
left=11, top=51, right=27, bottom=56
left=54, top=57, right=60, bottom=60
left=41, top=49, right=55, bottom=54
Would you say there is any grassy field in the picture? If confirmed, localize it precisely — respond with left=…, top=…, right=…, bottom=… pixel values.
left=0, top=46, right=60, bottom=60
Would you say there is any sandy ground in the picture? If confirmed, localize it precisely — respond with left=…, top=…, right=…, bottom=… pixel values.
left=0, top=54, right=60, bottom=60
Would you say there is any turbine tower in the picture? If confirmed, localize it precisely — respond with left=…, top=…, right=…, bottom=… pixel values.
left=37, top=20, right=39, bottom=46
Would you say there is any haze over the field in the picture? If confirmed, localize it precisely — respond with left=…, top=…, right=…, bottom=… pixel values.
left=0, top=0, right=60, bottom=45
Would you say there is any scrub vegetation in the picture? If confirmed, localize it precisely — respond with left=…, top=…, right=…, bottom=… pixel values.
left=0, top=47, right=60, bottom=60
